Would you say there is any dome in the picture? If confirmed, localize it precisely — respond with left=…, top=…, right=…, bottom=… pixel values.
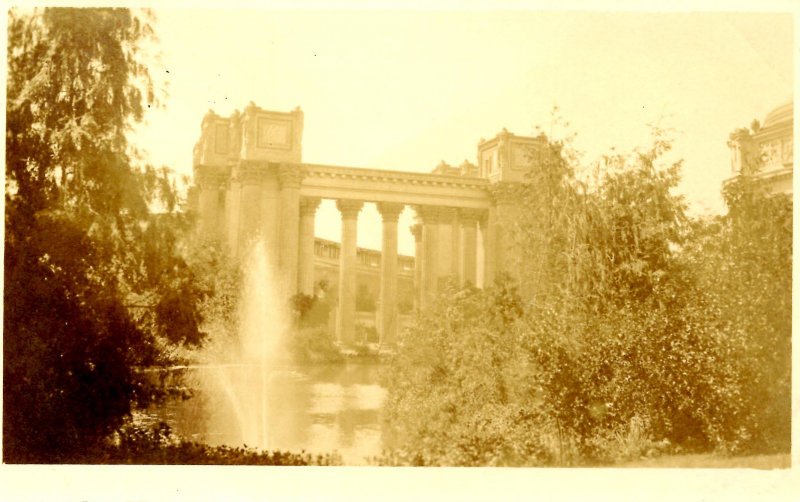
left=762, top=101, right=793, bottom=128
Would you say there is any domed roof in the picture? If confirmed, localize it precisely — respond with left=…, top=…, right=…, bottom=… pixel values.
left=762, top=101, right=793, bottom=128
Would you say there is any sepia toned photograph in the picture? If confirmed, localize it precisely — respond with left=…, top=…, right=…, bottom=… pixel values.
left=2, top=3, right=795, bottom=498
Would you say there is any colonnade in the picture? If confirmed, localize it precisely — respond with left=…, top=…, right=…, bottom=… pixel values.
left=193, top=104, right=539, bottom=350
left=412, top=206, right=494, bottom=309
left=197, top=164, right=500, bottom=348
left=291, top=197, right=496, bottom=346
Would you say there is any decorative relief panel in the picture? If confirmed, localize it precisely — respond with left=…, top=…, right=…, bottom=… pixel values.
left=761, top=140, right=782, bottom=169
left=511, top=142, right=534, bottom=170
left=257, top=117, right=292, bottom=150
left=214, top=122, right=229, bottom=154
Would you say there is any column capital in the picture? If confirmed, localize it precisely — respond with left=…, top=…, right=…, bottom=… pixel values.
left=437, top=206, right=457, bottom=220
left=414, top=205, right=440, bottom=224
left=300, top=197, right=321, bottom=216
left=376, top=202, right=404, bottom=222
left=278, top=164, right=305, bottom=189
left=237, top=164, right=265, bottom=185
left=458, top=208, right=485, bottom=223
left=336, top=199, right=364, bottom=219
left=409, top=223, right=422, bottom=241
left=194, top=164, right=227, bottom=186
left=195, top=172, right=227, bottom=191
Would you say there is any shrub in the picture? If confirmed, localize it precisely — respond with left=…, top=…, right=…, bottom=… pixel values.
left=285, top=326, right=343, bottom=364
left=381, top=126, right=789, bottom=466
left=85, top=421, right=342, bottom=465
left=381, top=281, right=560, bottom=466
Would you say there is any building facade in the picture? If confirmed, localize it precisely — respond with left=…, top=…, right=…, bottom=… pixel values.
left=192, top=103, right=542, bottom=346
left=728, top=101, right=793, bottom=194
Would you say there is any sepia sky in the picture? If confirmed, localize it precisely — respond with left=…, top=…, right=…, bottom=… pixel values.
left=133, top=8, right=794, bottom=255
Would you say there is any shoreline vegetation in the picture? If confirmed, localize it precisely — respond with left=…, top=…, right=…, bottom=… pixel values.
left=53, top=415, right=791, bottom=468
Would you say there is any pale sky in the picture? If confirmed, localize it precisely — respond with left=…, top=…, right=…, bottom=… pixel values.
left=133, top=9, right=794, bottom=256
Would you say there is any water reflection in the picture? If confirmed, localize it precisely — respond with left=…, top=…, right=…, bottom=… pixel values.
left=154, top=363, right=387, bottom=465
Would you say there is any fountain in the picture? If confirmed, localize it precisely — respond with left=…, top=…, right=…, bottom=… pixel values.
left=155, top=237, right=388, bottom=463
left=211, top=238, right=289, bottom=450
left=239, top=239, right=288, bottom=366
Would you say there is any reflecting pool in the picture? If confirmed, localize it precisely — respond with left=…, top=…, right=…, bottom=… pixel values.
left=150, top=363, right=388, bottom=465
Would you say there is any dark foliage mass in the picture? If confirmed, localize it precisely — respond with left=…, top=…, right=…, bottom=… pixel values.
left=87, top=422, right=341, bottom=465
left=383, top=122, right=791, bottom=465
left=4, top=8, right=207, bottom=462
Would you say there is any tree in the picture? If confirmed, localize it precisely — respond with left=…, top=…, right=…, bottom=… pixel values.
left=4, top=8, right=205, bottom=462
left=682, top=174, right=792, bottom=453
left=382, top=280, right=546, bottom=466
left=384, top=127, right=745, bottom=465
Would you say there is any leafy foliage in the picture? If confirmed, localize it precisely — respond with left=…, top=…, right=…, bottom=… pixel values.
left=82, top=422, right=342, bottom=465
left=286, top=326, right=344, bottom=364
left=682, top=175, right=792, bottom=452
left=382, top=281, right=556, bottom=466
left=4, top=8, right=206, bottom=462
left=383, top=124, right=790, bottom=465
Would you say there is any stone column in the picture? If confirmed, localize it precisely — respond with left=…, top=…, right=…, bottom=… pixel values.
left=278, top=165, right=304, bottom=296
left=410, top=222, right=423, bottom=311
left=436, top=207, right=455, bottom=288
left=239, top=164, right=263, bottom=250
left=259, top=168, right=281, bottom=274
left=480, top=208, right=496, bottom=288
left=459, top=209, right=481, bottom=287
left=416, top=205, right=440, bottom=307
left=196, top=170, right=222, bottom=240
left=298, top=197, right=321, bottom=296
left=435, top=207, right=460, bottom=289
left=226, top=178, right=241, bottom=257
left=377, top=202, right=404, bottom=346
left=491, top=182, right=519, bottom=280
left=336, top=199, right=364, bottom=345
left=450, top=208, right=461, bottom=278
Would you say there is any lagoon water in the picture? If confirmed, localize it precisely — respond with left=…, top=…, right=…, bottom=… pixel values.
left=151, top=363, right=387, bottom=465
left=149, top=240, right=389, bottom=465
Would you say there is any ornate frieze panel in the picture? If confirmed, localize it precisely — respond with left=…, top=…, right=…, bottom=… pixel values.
left=257, top=117, right=293, bottom=150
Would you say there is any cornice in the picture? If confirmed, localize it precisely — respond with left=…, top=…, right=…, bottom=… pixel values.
left=279, top=165, right=306, bottom=189
left=299, top=163, right=491, bottom=191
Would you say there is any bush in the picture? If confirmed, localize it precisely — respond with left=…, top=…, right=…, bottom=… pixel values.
left=381, top=281, right=560, bottom=466
left=355, top=324, right=379, bottom=344
left=285, top=326, right=343, bottom=364
left=85, top=421, right=341, bottom=465
left=682, top=176, right=792, bottom=453
left=381, top=126, right=789, bottom=466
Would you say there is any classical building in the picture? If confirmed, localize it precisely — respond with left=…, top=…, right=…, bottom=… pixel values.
left=192, top=103, right=541, bottom=346
left=727, top=101, right=793, bottom=194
